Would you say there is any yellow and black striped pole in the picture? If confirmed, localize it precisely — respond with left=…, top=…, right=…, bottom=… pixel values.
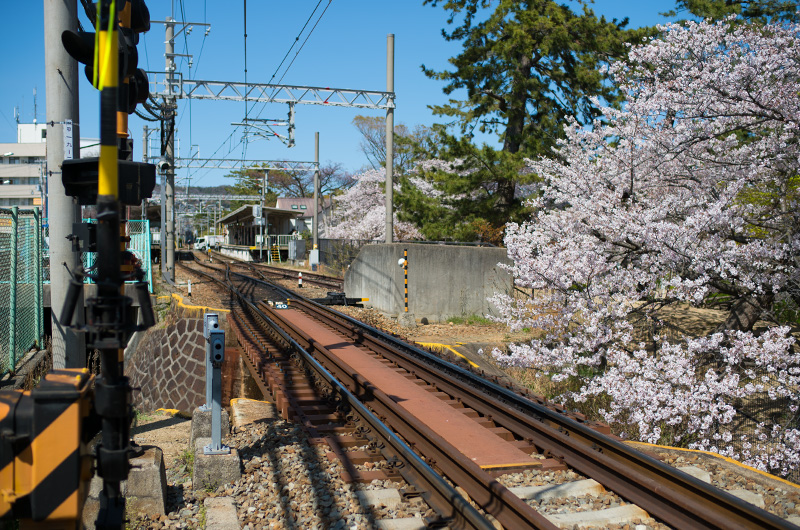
left=94, top=2, right=131, bottom=528
left=403, top=248, right=408, bottom=313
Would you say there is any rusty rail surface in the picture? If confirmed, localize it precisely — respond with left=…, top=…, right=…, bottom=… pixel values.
left=177, top=260, right=503, bottom=529
left=179, top=260, right=795, bottom=529
left=286, top=297, right=794, bottom=530
left=208, top=249, right=344, bottom=290
left=258, top=300, right=557, bottom=530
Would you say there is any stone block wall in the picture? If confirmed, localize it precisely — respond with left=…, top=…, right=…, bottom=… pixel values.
left=126, top=317, right=207, bottom=413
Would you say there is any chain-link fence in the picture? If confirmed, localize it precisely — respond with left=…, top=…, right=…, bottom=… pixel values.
left=0, top=208, right=44, bottom=376
left=630, top=314, right=800, bottom=482
left=127, top=220, right=152, bottom=291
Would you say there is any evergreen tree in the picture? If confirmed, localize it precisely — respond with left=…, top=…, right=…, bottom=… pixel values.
left=669, top=0, right=800, bottom=22
left=399, top=0, right=650, bottom=240
left=225, top=166, right=277, bottom=212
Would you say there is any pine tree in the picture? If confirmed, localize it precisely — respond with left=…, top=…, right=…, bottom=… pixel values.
left=669, top=0, right=800, bottom=22
left=400, top=0, right=650, bottom=240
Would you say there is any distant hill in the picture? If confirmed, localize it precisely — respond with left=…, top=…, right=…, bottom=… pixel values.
left=151, top=184, right=235, bottom=196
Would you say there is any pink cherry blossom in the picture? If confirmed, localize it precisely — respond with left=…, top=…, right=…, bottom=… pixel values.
left=323, top=168, right=424, bottom=241
left=491, top=17, right=800, bottom=477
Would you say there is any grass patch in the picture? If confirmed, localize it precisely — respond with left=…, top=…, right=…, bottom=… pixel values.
left=447, top=314, right=494, bottom=326
left=178, top=448, right=195, bottom=474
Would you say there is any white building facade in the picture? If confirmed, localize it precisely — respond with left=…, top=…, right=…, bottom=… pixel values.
left=0, top=123, right=99, bottom=211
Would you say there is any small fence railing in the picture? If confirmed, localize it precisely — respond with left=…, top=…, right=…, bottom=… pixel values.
left=44, top=219, right=153, bottom=293
left=0, top=207, right=44, bottom=376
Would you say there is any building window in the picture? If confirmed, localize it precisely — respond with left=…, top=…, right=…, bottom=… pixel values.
left=300, top=205, right=307, bottom=210
left=291, top=205, right=298, bottom=209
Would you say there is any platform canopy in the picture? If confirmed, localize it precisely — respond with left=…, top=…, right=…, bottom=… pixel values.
left=218, top=204, right=300, bottom=226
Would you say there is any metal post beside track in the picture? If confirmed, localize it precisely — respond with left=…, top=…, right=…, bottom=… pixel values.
left=201, top=313, right=220, bottom=411
left=403, top=248, right=408, bottom=313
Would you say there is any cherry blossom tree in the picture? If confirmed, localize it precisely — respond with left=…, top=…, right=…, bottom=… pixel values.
left=324, top=169, right=424, bottom=241
left=491, top=17, right=800, bottom=476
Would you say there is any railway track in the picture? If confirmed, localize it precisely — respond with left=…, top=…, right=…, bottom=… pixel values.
left=207, top=248, right=344, bottom=291
left=177, top=258, right=797, bottom=529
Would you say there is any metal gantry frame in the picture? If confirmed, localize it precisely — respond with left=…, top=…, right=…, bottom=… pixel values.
left=145, top=156, right=318, bottom=172
left=151, top=24, right=397, bottom=276
left=147, top=73, right=395, bottom=110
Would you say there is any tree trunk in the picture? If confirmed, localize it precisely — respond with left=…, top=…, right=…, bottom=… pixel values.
left=716, top=293, right=774, bottom=333
left=497, top=53, right=532, bottom=210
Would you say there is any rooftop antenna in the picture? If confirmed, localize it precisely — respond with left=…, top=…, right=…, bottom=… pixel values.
left=32, top=87, right=37, bottom=124
left=13, top=106, right=19, bottom=124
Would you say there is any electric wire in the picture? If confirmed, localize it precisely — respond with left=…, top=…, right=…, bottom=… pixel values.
left=253, top=0, right=334, bottom=122
left=179, top=0, right=192, bottom=191
left=265, top=0, right=324, bottom=87
left=188, top=1, right=333, bottom=186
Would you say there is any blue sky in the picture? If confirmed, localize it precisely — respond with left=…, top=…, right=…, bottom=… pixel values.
left=1, top=1, right=678, bottom=187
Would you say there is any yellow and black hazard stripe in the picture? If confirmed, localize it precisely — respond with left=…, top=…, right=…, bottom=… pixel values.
left=0, top=369, right=94, bottom=523
left=403, top=248, right=408, bottom=313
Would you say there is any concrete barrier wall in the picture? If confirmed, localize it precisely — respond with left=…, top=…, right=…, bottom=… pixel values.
left=344, top=243, right=513, bottom=322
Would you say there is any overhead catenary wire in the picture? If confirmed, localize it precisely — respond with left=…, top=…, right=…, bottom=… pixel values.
left=253, top=0, right=334, bottom=122
left=184, top=1, right=334, bottom=186
left=265, top=0, right=325, bottom=87
left=242, top=0, right=248, bottom=161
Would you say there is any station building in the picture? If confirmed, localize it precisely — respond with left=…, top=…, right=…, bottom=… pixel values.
left=216, top=204, right=302, bottom=262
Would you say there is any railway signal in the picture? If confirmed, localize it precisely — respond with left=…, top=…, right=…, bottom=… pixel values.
left=0, top=1, right=157, bottom=526
left=60, top=1, right=155, bottom=528
left=61, top=0, right=156, bottom=202
left=61, top=0, right=150, bottom=116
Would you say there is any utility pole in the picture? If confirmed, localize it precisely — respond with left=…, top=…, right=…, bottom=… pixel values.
left=313, top=132, right=319, bottom=250
left=385, top=34, right=395, bottom=243
left=45, top=0, right=86, bottom=368
left=259, top=172, right=265, bottom=261
left=164, top=18, right=176, bottom=282
left=141, top=125, right=148, bottom=220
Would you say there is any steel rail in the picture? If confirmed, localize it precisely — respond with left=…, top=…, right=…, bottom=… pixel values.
left=289, top=298, right=796, bottom=530
left=233, top=261, right=343, bottom=291
left=190, top=261, right=796, bottom=528
left=176, top=260, right=497, bottom=530
left=212, top=252, right=345, bottom=291
left=258, top=300, right=557, bottom=530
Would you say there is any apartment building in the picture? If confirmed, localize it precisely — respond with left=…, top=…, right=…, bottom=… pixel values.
left=0, top=123, right=99, bottom=211
left=0, top=123, right=46, bottom=207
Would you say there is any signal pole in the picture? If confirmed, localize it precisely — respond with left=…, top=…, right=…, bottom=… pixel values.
left=44, top=0, right=86, bottom=368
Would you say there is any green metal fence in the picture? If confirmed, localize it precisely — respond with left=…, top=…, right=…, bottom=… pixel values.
left=44, top=219, right=153, bottom=293
left=127, top=220, right=152, bottom=292
left=0, top=207, right=44, bottom=375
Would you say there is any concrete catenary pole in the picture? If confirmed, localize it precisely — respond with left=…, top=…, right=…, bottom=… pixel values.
left=45, top=0, right=86, bottom=368
left=141, top=125, right=148, bottom=220
left=259, top=172, right=264, bottom=261
left=385, top=34, right=395, bottom=243
left=313, top=131, right=319, bottom=250
left=165, top=19, right=176, bottom=282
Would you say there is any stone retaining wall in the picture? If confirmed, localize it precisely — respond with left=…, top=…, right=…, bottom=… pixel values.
left=126, top=315, right=207, bottom=413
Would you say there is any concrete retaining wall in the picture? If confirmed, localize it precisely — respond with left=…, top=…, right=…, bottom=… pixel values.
left=343, top=243, right=512, bottom=322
